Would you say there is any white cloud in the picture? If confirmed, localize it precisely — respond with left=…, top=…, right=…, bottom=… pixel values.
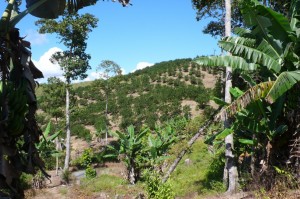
left=33, top=47, right=64, bottom=83
left=80, top=71, right=102, bottom=82
left=131, top=62, right=154, bottom=72
left=136, top=62, right=154, bottom=70
left=24, top=29, right=48, bottom=45
left=121, top=68, right=126, bottom=75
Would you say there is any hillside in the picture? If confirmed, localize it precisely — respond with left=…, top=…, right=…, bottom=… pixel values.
left=37, top=58, right=222, bottom=141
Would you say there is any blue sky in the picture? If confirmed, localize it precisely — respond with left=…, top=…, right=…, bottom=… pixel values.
left=1, top=0, right=220, bottom=82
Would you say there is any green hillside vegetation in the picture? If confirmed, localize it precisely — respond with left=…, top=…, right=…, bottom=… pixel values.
left=37, top=58, right=222, bottom=141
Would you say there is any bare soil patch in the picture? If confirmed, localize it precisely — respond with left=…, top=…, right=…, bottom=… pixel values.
left=202, top=71, right=217, bottom=89
left=181, top=100, right=204, bottom=118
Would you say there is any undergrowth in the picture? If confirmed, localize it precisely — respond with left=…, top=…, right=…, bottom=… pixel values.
left=79, top=174, right=144, bottom=197
left=169, top=139, right=225, bottom=197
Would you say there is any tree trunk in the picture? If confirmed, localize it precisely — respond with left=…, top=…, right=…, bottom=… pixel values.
left=225, top=133, right=239, bottom=193
left=162, top=118, right=214, bottom=183
left=105, top=86, right=108, bottom=145
left=224, top=0, right=239, bottom=193
left=64, top=85, right=71, bottom=171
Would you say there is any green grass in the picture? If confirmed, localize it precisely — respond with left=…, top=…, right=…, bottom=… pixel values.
left=79, top=174, right=144, bottom=197
left=58, top=187, right=68, bottom=195
left=168, top=139, right=226, bottom=197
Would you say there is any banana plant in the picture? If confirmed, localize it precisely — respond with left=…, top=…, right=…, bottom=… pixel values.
left=207, top=85, right=287, bottom=174
left=193, top=0, right=300, bottom=159
left=105, top=125, right=149, bottom=184
left=0, top=1, right=46, bottom=196
left=194, top=0, right=300, bottom=110
left=145, top=124, right=178, bottom=167
left=36, top=121, right=62, bottom=158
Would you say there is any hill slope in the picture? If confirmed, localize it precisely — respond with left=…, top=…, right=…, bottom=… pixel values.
left=37, top=58, right=222, bottom=140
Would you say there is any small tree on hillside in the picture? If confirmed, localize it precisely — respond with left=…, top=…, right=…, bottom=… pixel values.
left=40, top=77, right=65, bottom=175
left=97, top=60, right=122, bottom=144
left=36, top=12, right=98, bottom=171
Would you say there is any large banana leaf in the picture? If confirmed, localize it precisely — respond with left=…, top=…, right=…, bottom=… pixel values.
left=66, top=0, right=97, bottom=13
left=219, top=37, right=281, bottom=73
left=233, top=27, right=252, bottom=37
left=240, top=1, right=283, bottom=54
left=241, top=3, right=271, bottom=37
left=9, top=0, right=131, bottom=28
left=257, top=5, right=293, bottom=43
left=217, top=81, right=274, bottom=118
left=194, top=55, right=258, bottom=71
left=219, top=70, right=300, bottom=117
left=290, top=0, right=300, bottom=32
left=67, top=0, right=131, bottom=12
left=240, top=73, right=256, bottom=86
left=257, top=39, right=282, bottom=64
left=221, top=36, right=257, bottom=47
left=266, top=70, right=300, bottom=103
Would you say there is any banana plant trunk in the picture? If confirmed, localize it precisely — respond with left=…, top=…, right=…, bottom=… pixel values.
left=128, top=160, right=137, bottom=184
left=250, top=134, right=256, bottom=178
left=128, top=167, right=136, bottom=185
left=55, top=137, right=59, bottom=175
left=55, top=117, right=59, bottom=175
left=224, top=0, right=239, bottom=193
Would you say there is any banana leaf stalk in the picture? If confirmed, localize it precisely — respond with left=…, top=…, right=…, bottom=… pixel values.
left=0, top=0, right=15, bottom=33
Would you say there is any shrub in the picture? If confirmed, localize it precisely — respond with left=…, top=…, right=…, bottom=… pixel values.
left=143, top=170, right=174, bottom=199
left=190, top=76, right=197, bottom=84
left=184, top=75, right=189, bottom=81
left=85, top=165, right=97, bottom=179
left=72, top=148, right=94, bottom=169
left=94, top=116, right=107, bottom=132
left=185, top=116, right=204, bottom=137
left=20, top=173, right=33, bottom=190
left=78, top=98, right=88, bottom=106
left=32, top=171, right=46, bottom=189
left=61, top=169, right=72, bottom=184
left=71, top=124, right=92, bottom=141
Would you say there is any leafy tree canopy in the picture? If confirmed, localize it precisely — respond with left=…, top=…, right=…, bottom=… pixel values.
left=191, top=0, right=291, bottom=37
left=35, top=12, right=98, bottom=82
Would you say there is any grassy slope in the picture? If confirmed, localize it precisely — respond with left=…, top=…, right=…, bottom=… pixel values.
left=168, top=139, right=225, bottom=198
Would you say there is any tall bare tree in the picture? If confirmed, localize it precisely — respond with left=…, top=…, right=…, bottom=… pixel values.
left=36, top=12, right=98, bottom=171
left=223, top=0, right=239, bottom=193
